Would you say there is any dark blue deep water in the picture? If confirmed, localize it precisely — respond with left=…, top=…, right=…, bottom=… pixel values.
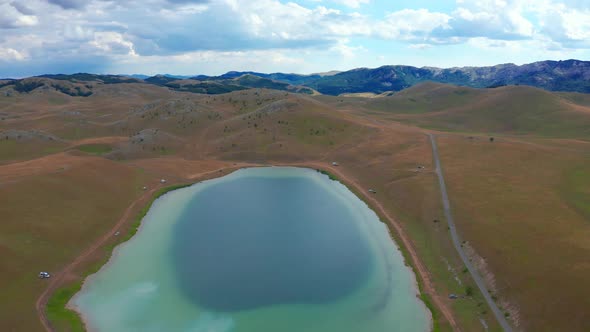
left=172, top=172, right=373, bottom=312
left=73, top=167, right=431, bottom=331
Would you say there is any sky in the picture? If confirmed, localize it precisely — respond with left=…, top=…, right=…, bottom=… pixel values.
left=1, top=0, right=590, bottom=77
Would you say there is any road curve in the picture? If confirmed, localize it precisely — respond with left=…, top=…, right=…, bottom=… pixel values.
left=36, top=164, right=254, bottom=332
left=429, top=134, right=513, bottom=332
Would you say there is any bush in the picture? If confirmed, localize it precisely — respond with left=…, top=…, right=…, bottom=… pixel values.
left=14, top=81, right=44, bottom=93
left=316, top=169, right=337, bottom=181
left=77, top=144, right=112, bottom=155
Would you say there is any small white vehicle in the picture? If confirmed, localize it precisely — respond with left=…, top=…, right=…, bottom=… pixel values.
left=39, top=272, right=51, bottom=279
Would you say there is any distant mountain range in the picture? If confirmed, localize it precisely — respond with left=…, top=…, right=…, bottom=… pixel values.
left=143, top=74, right=315, bottom=95
left=190, top=71, right=326, bottom=85
left=2, top=59, right=589, bottom=96
left=310, top=60, right=590, bottom=95
left=181, top=60, right=590, bottom=95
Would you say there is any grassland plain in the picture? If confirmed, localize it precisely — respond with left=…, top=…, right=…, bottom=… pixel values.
left=0, top=156, right=147, bottom=331
left=1, top=79, right=590, bottom=331
left=435, top=135, right=590, bottom=331
left=308, top=132, right=501, bottom=332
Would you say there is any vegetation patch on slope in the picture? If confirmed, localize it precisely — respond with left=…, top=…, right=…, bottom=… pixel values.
left=76, top=144, right=113, bottom=155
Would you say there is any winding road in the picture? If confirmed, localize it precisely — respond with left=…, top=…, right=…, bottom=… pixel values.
left=36, top=160, right=461, bottom=332
left=429, top=134, right=513, bottom=332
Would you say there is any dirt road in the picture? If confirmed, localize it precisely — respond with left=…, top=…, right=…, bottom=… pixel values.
left=429, top=134, right=512, bottom=332
left=290, top=161, right=460, bottom=332
left=35, top=164, right=250, bottom=332
left=35, top=184, right=162, bottom=332
left=36, top=161, right=459, bottom=332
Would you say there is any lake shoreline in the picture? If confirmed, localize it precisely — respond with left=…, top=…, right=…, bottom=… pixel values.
left=42, top=164, right=437, bottom=332
left=38, top=163, right=254, bottom=332
left=66, top=182, right=197, bottom=332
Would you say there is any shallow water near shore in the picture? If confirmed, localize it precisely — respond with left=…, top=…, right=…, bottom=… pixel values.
left=71, top=167, right=431, bottom=332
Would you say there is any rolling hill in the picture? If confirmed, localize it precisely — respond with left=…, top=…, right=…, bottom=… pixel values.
left=168, top=59, right=590, bottom=95
left=2, top=72, right=590, bottom=332
left=358, top=82, right=590, bottom=138
left=7, top=59, right=589, bottom=97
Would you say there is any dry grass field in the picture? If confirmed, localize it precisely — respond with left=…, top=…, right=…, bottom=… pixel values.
left=435, top=135, right=590, bottom=331
left=1, top=79, right=589, bottom=331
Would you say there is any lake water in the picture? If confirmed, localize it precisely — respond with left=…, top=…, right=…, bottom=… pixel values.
left=71, top=167, right=431, bottom=332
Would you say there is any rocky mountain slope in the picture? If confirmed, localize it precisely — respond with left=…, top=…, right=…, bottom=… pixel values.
left=304, top=60, right=590, bottom=95
left=185, top=60, right=590, bottom=95
left=3, top=60, right=589, bottom=97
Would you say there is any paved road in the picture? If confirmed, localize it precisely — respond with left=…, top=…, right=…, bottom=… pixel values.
left=429, top=134, right=513, bottom=332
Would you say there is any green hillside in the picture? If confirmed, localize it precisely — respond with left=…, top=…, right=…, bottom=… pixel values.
left=362, top=84, right=590, bottom=138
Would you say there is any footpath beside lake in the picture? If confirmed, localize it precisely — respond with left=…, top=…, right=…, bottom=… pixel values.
left=71, top=167, right=431, bottom=332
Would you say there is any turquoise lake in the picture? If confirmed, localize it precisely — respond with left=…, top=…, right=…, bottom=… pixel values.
left=71, top=167, right=431, bottom=332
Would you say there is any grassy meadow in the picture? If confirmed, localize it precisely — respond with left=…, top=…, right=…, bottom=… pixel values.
left=1, top=79, right=589, bottom=332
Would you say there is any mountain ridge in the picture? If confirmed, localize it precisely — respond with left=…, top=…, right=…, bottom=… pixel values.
left=304, top=59, right=590, bottom=95
left=3, top=59, right=589, bottom=96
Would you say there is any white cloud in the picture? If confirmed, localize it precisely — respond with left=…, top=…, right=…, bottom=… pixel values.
left=561, top=10, right=590, bottom=40
left=62, top=24, right=95, bottom=41
left=332, top=0, right=369, bottom=9
left=378, top=9, right=451, bottom=40
left=0, top=0, right=589, bottom=75
left=0, top=47, right=26, bottom=61
left=218, top=1, right=368, bottom=42
left=0, top=2, right=39, bottom=28
left=112, top=48, right=312, bottom=75
left=408, top=44, right=433, bottom=50
left=445, top=0, right=534, bottom=40
left=536, top=2, right=590, bottom=45
left=85, top=31, right=137, bottom=56
left=0, top=33, right=44, bottom=61
left=330, top=39, right=366, bottom=57
left=449, top=0, right=589, bottom=47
